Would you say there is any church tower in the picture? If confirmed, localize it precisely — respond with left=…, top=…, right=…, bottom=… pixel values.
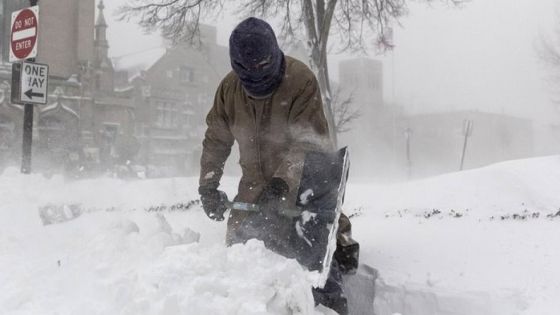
left=93, top=0, right=114, bottom=93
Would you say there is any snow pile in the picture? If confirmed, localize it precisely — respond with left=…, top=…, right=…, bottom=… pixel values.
left=345, top=156, right=560, bottom=315
left=346, top=155, right=560, bottom=216
left=2, top=155, right=560, bottom=314
left=0, top=169, right=321, bottom=315
left=135, top=240, right=316, bottom=315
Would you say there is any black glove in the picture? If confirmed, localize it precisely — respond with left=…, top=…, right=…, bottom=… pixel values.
left=237, top=177, right=294, bottom=257
left=198, top=187, right=228, bottom=221
left=258, top=177, right=289, bottom=206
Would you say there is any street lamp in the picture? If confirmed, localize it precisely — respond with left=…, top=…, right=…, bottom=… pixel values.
left=404, top=127, right=412, bottom=179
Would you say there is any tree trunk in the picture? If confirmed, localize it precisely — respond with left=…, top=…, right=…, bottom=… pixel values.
left=313, top=50, right=338, bottom=148
left=306, top=31, right=338, bottom=148
left=302, top=0, right=338, bottom=148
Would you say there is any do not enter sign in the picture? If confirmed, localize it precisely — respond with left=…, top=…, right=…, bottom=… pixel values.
left=10, top=6, right=39, bottom=62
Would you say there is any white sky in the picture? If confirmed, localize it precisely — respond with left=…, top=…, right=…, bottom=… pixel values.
left=102, top=0, right=560, bottom=123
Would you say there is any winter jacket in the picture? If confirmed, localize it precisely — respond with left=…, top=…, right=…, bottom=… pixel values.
left=199, top=56, right=333, bottom=240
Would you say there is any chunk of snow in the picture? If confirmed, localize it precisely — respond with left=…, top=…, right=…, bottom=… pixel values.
left=300, top=210, right=317, bottom=225
left=299, top=189, right=314, bottom=205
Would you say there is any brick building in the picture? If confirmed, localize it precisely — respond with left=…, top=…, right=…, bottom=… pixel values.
left=119, top=25, right=230, bottom=175
left=0, top=0, right=133, bottom=174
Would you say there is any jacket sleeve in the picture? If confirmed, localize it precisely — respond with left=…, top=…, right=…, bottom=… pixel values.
left=273, top=75, right=333, bottom=202
left=199, top=81, right=235, bottom=190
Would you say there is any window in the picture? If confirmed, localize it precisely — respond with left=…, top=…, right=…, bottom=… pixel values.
left=179, top=66, right=193, bottom=82
left=165, top=103, right=173, bottom=127
left=155, top=102, right=178, bottom=129
left=101, top=124, right=119, bottom=159
left=103, top=124, right=119, bottom=143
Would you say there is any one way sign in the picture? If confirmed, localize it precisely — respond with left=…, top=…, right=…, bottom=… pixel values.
left=12, top=61, right=49, bottom=105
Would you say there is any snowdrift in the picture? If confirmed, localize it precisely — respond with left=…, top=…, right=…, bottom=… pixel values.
left=345, top=156, right=560, bottom=315
left=0, top=169, right=323, bottom=315
left=1, top=155, right=560, bottom=314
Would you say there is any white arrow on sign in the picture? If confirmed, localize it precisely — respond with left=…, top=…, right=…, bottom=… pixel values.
left=19, top=61, right=49, bottom=105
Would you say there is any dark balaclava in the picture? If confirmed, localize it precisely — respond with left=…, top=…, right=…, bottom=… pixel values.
left=229, top=17, right=285, bottom=97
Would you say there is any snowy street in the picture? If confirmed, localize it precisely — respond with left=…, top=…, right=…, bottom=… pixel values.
left=1, top=156, right=560, bottom=315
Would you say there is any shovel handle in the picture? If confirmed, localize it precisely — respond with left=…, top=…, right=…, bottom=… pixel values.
left=224, top=200, right=303, bottom=218
left=224, top=201, right=260, bottom=212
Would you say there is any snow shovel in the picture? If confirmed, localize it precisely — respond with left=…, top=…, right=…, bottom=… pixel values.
left=227, top=147, right=351, bottom=288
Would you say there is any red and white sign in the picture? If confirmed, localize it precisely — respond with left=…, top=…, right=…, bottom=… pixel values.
left=9, top=6, right=39, bottom=62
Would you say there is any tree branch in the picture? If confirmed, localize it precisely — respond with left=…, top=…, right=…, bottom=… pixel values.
left=119, top=0, right=224, bottom=45
left=331, top=86, right=361, bottom=133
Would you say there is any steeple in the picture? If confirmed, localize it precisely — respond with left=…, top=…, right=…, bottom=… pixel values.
left=96, top=0, right=107, bottom=28
left=95, top=0, right=108, bottom=50
left=94, top=0, right=114, bottom=92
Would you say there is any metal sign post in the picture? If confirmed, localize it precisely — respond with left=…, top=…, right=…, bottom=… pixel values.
left=21, top=98, right=34, bottom=174
left=10, top=0, right=42, bottom=174
left=12, top=61, right=48, bottom=174
left=460, top=119, right=474, bottom=171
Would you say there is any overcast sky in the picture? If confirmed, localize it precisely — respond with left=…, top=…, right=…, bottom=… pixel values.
left=102, top=0, right=560, bottom=123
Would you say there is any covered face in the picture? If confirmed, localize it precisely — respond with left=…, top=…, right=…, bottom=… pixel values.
left=229, top=17, right=285, bottom=97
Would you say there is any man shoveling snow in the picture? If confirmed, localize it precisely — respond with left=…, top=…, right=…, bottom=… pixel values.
left=198, top=17, right=359, bottom=315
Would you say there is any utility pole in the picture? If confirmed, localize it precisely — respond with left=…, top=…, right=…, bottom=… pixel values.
left=404, top=127, right=412, bottom=179
left=460, top=119, right=473, bottom=171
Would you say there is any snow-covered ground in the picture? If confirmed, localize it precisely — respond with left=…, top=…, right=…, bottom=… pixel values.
left=346, top=156, right=560, bottom=315
left=1, top=155, right=560, bottom=315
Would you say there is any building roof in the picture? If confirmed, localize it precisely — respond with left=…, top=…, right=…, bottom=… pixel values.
left=112, top=47, right=167, bottom=78
left=40, top=100, right=80, bottom=119
left=112, top=25, right=230, bottom=83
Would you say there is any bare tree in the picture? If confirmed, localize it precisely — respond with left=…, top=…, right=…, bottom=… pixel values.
left=120, top=0, right=466, bottom=146
left=118, top=0, right=225, bottom=45
left=331, top=86, right=360, bottom=134
left=537, top=11, right=560, bottom=104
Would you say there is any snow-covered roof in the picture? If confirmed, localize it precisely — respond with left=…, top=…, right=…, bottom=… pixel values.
left=112, top=47, right=167, bottom=78
left=114, top=86, right=134, bottom=93
left=40, top=101, right=80, bottom=119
